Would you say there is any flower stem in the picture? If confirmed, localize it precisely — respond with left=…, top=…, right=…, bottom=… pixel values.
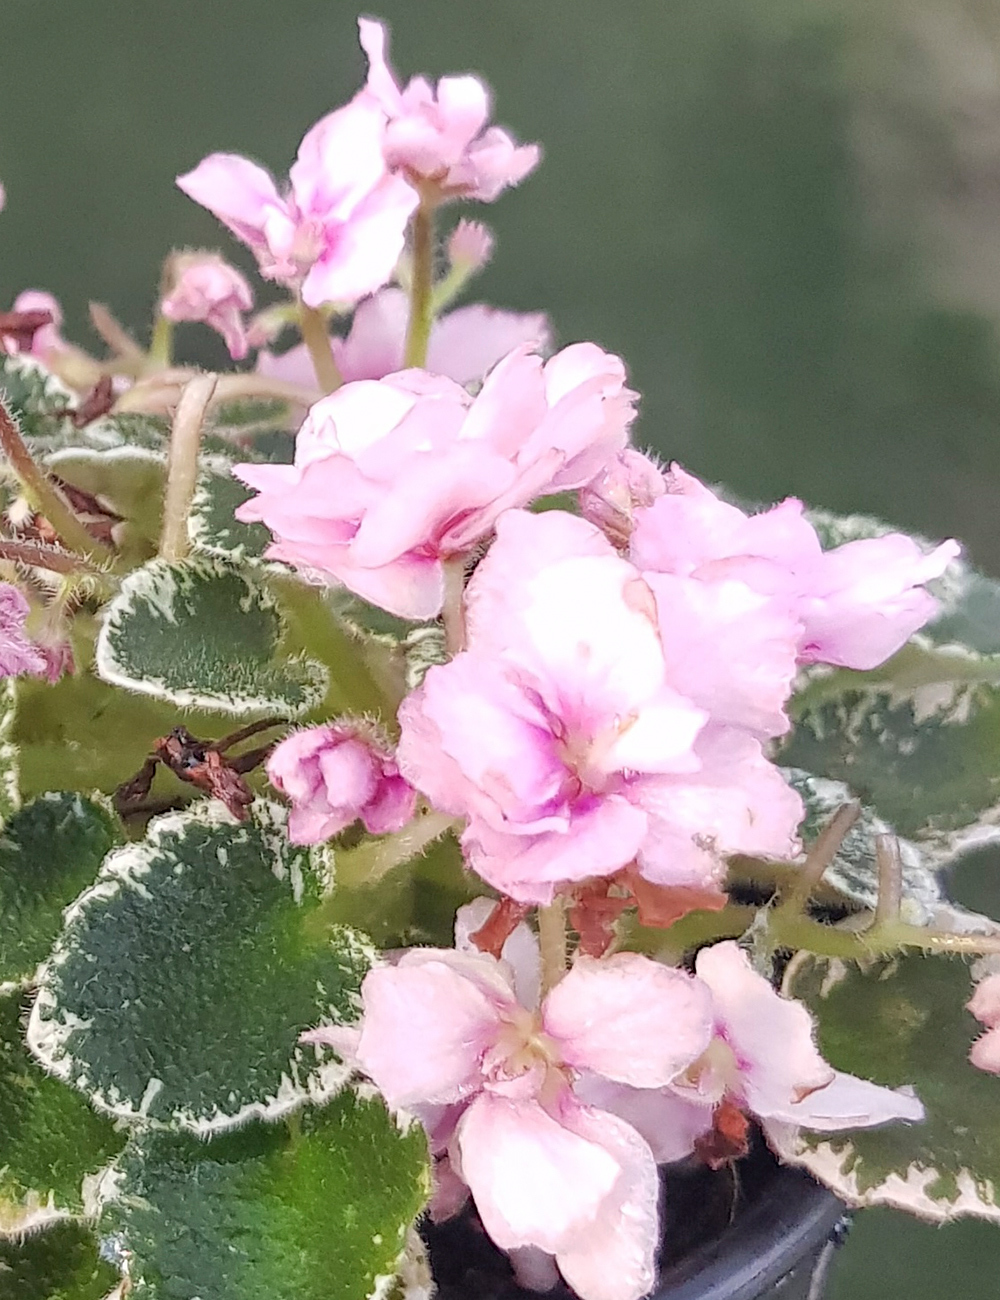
left=0, top=539, right=102, bottom=575
left=780, top=801, right=861, bottom=915
left=329, top=809, right=457, bottom=889
left=442, top=558, right=467, bottom=656
left=297, top=300, right=342, bottom=394
left=159, top=373, right=217, bottom=561
left=538, top=898, right=568, bottom=996
left=0, top=398, right=113, bottom=564
left=147, top=314, right=174, bottom=370
left=873, top=834, right=903, bottom=930
left=404, top=202, right=435, bottom=368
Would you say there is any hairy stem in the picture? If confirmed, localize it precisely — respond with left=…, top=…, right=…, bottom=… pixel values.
left=781, top=801, right=861, bottom=915
left=404, top=202, right=435, bottom=368
left=147, top=314, right=174, bottom=370
left=442, top=558, right=467, bottom=656
left=159, top=373, right=217, bottom=561
left=0, top=399, right=113, bottom=564
left=332, top=809, right=457, bottom=889
left=538, top=898, right=568, bottom=996
left=298, top=300, right=342, bottom=394
left=0, top=539, right=102, bottom=575
left=89, top=302, right=145, bottom=361
left=873, top=834, right=903, bottom=930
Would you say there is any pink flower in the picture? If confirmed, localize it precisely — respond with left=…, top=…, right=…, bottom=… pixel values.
left=257, top=286, right=549, bottom=389
left=447, top=218, right=494, bottom=272
left=631, top=466, right=959, bottom=672
left=3, top=291, right=67, bottom=362
left=235, top=342, right=634, bottom=619
left=0, top=584, right=47, bottom=680
left=310, top=942, right=714, bottom=1300
left=968, top=973, right=1000, bottom=1074
left=581, top=943, right=924, bottom=1161
left=159, top=252, right=254, bottom=360
left=397, top=509, right=802, bottom=903
left=176, top=97, right=418, bottom=308
left=579, top=447, right=665, bottom=549
left=266, top=721, right=416, bottom=844
left=358, top=19, right=540, bottom=203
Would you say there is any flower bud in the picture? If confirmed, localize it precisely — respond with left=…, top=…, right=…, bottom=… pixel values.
left=579, top=448, right=666, bottom=548
left=266, top=721, right=416, bottom=845
left=159, top=251, right=254, bottom=360
left=447, top=220, right=494, bottom=274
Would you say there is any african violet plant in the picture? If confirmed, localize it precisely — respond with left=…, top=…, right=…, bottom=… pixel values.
left=5, top=15, right=1000, bottom=1300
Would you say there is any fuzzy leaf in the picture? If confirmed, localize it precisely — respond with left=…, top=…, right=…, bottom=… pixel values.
left=0, top=1221, right=119, bottom=1300
left=0, top=991, right=124, bottom=1237
left=786, top=769, right=943, bottom=922
left=98, top=1091, right=429, bottom=1300
left=45, top=445, right=166, bottom=563
left=95, top=557, right=327, bottom=717
left=0, top=793, right=121, bottom=991
left=188, top=459, right=271, bottom=561
left=775, top=950, right=1000, bottom=1222
left=28, top=802, right=370, bottom=1134
left=0, top=354, right=75, bottom=442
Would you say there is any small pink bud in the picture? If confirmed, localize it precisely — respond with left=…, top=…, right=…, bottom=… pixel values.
left=266, top=721, right=416, bottom=845
left=447, top=220, right=494, bottom=273
left=579, top=448, right=666, bottom=548
left=0, top=583, right=47, bottom=681
left=159, top=251, right=254, bottom=360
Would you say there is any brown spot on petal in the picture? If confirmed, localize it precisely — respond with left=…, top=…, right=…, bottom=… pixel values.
left=469, top=896, right=529, bottom=958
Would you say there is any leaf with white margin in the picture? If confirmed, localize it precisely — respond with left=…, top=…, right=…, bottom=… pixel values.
left=773, top=950, right=1000, bottom=1222
left=45, top=445, right=167, bottom=562
left=786, top=769, right=942, bottom=923
left=0, top=353, right=75, bottom=442
left=0, top=793, right=121, bottom=992
left=95, top=557, right=327, bottom=717
left=28, top=801, right=372, bottom=1134
left=188, top=457, right=271, bottom=561
left=0, top=990, right=124, bottom=1238
left=96, top=1092, right=430, bottom=1300
left=0, top=1220, right=120, bottom=1299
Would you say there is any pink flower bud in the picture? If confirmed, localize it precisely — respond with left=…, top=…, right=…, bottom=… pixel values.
left=159, top=252, right=254, bottom=360
left=447, top=219, right=494, bottom=273
left=0, top=583, right=46, bottom=680
left=266, top=722, right=416, bottom=845
left=579, top=448, right=666, bottom=548
left=968, top=973, right=1000, bottom=1074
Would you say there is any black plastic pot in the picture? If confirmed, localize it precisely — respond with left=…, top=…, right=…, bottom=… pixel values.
left=422, top=1140, right=849, bottom=1300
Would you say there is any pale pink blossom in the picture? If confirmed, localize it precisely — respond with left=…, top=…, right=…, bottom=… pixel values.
left=586, top=943, right=924, bottom=1160
left=257, top=286, right=549, bottom=389
left=397, top=510, right=802, bottom=903
left=266, top=721, right=415, bottom=844
left=309, top=942, right=714, bottom=1300
left=631, top=466, right=959, bottom=672
left=968, top=973, right=1000, bottom=1074
left=177, top=97, right=418, bottom=308
left=0, top=584, right=47, bottom=680
left=235, top=343, right=634, bottom=619
left=579, top=447, right=665, bottom=549
left=358, top=19, right=540, bottom=203
left=159, top=252, right=254, bottom=360
left=447, top=218, right=494, bottom=272
left=0, top=182, right=6, bottom=213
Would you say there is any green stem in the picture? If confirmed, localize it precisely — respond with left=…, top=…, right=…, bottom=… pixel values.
left=147, top=314, right=174, bottom=370
left=333, top=809, right=457, bottom=889
left=297, top=300, right=342, bottom=394
left=159, top=373, right=217, bottom=561
left=781, top=800, right=861, bottom=915
left=538, top=898, right=568, bottom=996
left=442, top=557, right=467, bottom=656
left=403, top=202, right=435, bottom=368
left=0, top=398, right=113, bottom=565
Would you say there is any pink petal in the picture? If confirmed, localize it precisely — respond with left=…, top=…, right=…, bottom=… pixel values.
left=357, top=17, right=405, bottom=114
left=427, top=304, right=551, bottom=387
left=968, top=972, right=1000, bottom=1029
left=971, top=1026, right=1000, bottom=1074
left=764, top=1070, right=924, bottom=1130
left=542, top=954, right=714, bottom=1087
left=574, top=1074, right=714, bottom=1164
left=176, top=153, right=283, bottom=255
left=454, top=899, right=541, bottom=1011
left=290, top=98, right=388, bottom=218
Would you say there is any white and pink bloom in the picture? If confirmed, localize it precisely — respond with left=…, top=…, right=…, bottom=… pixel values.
left=257, top=285, right=549, bottom=390
left=159, top=251, right=254, bottom=360
left=177, top=97, right=418, bottom=308
left=235, top=342, right=634, bottom=619
left=967, top=973, right=1000, bottom=1074
left=358, top=19, right=540, bottom=203
left=631, top=466, right=959, bottom=672
left=0, top=583, right=48, bottom=681
left=266, top=721, right=415, bottom=845
left=398, top=509, right=802, bottom=904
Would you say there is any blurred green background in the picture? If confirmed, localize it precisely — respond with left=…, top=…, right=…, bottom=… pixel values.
left=3, top=0, right=1000, bottom=1293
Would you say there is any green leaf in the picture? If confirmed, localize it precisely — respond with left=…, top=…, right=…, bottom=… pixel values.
left=0, top=793, right=121, bottom=991
left=95, top=557, right=327, bottom=717
left=45, top=446, right=166, bottom=564
left=0, top=991, right=124, bottom=1236
left=28, top=802, right=372, bottom=1134
left=0, top=1221, right=119, bottom=1300
left=0, top=354, right=75, bottom=442
left=786, top=769, right=943, bottom=921
left=188, top=459, right=271, bottom=561
left=99, top=1091, right=429, bottom=1300
left=776, top=950, right=1000, bottom=1221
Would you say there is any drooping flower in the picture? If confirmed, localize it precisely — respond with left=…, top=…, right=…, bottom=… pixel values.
left=967, top=972, right=1000, bottom=1074
left=578, top=942, right=924, bottom=1163
left=0, top=584, right=47, bottom=680
left=266, top=721, right=415, bottom=845
left=308, top=940, right=714, bottom=1300
left=177, top=96, right=418, bottom=308
left=235, top=343, right=634, bottom=619
left=257, top=286, right=549, bottom=389
left=358, top=19, right=540, bottom=203
left=631, top=465, right=960, bottom=672
left=159, top=251, right=254, bottom=360
left=397, top=509, right=802, bottom=903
